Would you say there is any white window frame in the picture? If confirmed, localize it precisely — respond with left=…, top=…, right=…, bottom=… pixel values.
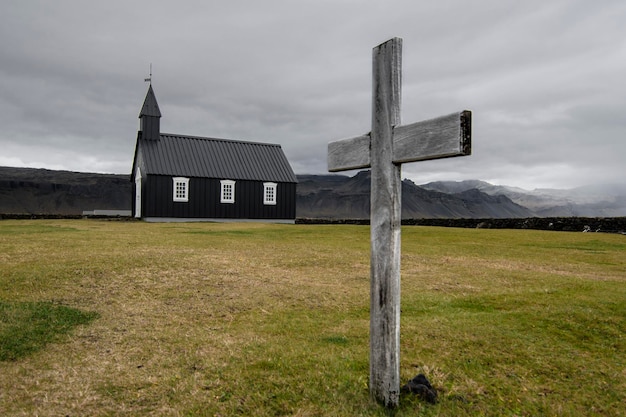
left=134, top=167, right=142, bottom=218
left=220, top=180, right=235, bottom=204
left=173, top=177, right=189, bottom=202
left=263, top=182, right=277, bottom=205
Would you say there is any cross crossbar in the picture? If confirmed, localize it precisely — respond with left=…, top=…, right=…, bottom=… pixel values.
left=327, top=110, right=471, bottom=172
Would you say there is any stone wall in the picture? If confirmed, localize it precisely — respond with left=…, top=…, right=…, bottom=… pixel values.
left=2, top=214, right=625, bottom=233
left=296, top=217, right=626, bottom=234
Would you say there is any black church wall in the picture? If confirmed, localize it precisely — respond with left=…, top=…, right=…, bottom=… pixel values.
left=141, top=175, right=296, bottom=220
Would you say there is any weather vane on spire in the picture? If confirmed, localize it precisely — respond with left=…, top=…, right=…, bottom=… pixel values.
left=144, top=63, right=152, bottom=84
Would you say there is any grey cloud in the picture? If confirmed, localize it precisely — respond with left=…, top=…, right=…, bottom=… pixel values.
left=0, top=0, right=624, bottom=189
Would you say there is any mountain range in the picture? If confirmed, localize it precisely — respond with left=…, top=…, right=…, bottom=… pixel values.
left=0, top=166, right=131, bottom=215
left=296, top=172, right=532, bottom=219
left=1, top=166, right=625, bottom=219
left=420, top=179, right=626, bottom=218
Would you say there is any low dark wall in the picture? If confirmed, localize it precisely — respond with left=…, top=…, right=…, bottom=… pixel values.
left=0, top=214, right=85, bottom=220
left=2, top=214, right=625, bottom=233
left=296, top=217, right=626, bottom=233
left=0, top=214, right=136, bottom=221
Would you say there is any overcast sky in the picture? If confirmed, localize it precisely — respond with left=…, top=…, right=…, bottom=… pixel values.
left=1, top=1, right=624, bottom=190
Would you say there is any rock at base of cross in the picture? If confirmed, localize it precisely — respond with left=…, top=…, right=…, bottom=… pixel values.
left=401, top=374, right=438, bottom=404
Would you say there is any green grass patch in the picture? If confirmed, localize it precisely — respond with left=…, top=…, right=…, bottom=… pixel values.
left=0, top=301, right=98, bottom=361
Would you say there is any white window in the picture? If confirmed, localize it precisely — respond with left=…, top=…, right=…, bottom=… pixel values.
left=263, top=182, right=277, bottom=205
left=220, top=180, right=235, bottom=203
left=173, top=177, right=189, bottom=202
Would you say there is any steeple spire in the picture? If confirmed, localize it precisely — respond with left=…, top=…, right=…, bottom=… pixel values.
left=139, top=84, right=161, bottom=140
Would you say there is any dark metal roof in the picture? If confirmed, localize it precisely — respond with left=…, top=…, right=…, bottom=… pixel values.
left=138, top=133, right=298, bottom=183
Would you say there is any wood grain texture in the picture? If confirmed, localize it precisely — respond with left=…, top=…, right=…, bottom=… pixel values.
left=369, top=36, right=402, bottom=409
left=327, top=134, right=370, bottom=172
left=393, top=110, right=472, bottom=163
left=327, top=110, right=472, bottom=172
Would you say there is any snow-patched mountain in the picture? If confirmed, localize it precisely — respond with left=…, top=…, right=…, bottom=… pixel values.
left=421, top=180, right=626, bottom=217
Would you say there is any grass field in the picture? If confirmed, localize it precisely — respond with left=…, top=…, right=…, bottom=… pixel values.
left=0, top=219, right=624, bottom=416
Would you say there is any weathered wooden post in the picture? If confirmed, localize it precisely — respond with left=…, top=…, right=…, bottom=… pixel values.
left=368, top=37, right=403, bottom=408
left=327, top=37, right=472, bottom=408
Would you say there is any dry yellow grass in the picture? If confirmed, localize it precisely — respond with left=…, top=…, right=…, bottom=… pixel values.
left=0, top=220, right=624, bottom=416
left=1, top=221, right=369, bottom=415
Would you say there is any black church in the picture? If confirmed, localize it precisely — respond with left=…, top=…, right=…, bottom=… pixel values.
left=130, top=85, right=297, bottom=222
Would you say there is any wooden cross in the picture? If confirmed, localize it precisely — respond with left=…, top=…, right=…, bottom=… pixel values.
left=327, top=37, right=471, bottom=408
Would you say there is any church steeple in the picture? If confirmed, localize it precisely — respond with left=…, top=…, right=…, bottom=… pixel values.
left=139, top=84, right=161, bottom=141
